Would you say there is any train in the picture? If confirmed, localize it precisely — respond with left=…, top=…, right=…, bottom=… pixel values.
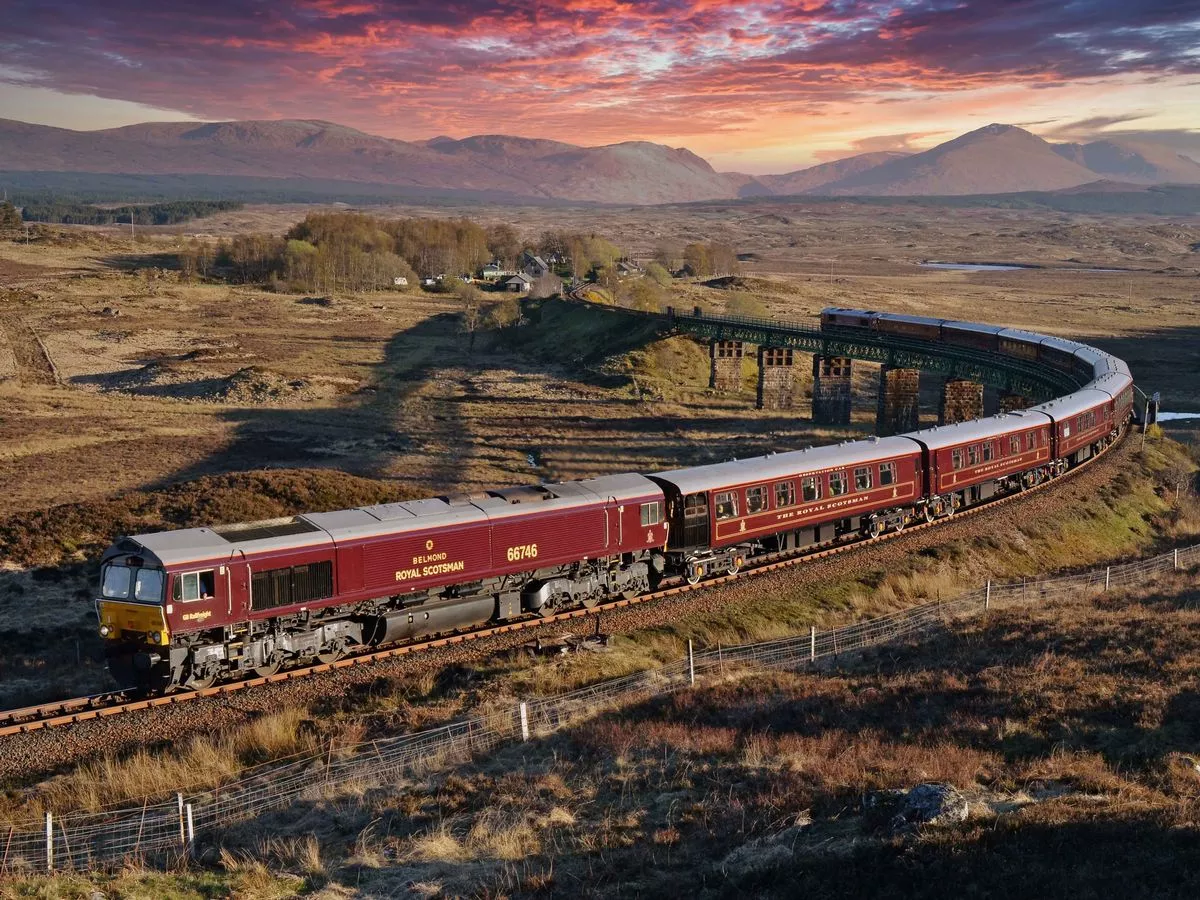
left=95, top=310, right=1136, bottom=692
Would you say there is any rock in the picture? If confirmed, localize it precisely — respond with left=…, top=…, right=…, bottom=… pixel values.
left=100, top=306, right=120, bottom=317
left=889, top=783, right=969, bottom=834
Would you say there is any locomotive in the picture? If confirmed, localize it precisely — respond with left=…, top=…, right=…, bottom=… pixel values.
left=96, top=311, right=1135, bottom=692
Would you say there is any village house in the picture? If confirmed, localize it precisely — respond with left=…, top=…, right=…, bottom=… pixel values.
left=617, top=259, right=643, bottom=277
left=393, top=276, right=409, bottom=287
left=506, top=273, right=534, bottom=292
left=480, top=261, right=515, bottom=281
left=520, top=251, right=550, bottom=278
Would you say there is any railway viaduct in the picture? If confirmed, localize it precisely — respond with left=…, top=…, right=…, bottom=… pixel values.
left=664, top=307, right=1078, bottom=436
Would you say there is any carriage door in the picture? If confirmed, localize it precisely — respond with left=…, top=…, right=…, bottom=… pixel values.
left=682, top=492, right=709, bottom=548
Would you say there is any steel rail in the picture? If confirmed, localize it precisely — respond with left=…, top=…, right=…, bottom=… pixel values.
left=0, top=431, right=1125, bottom=738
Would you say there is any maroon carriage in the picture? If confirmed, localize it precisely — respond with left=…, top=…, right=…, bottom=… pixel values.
left=903, top=410, right=1054, bottom=510
left=1028, top=389, right=1116, bottom=464
left=650, top=437, right=925, bottom=583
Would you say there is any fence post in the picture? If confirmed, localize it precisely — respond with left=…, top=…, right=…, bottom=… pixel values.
left=985, top=580, right=991, bottom=611
left=687, top=639, right=695, bottom=686
left=518, top=702, right=529, bottom=742
left=717, top=642, right=723, bottom=671
left=177, top=793, right=185, bottom=847
left=810, top=626, right=816, bottom=662
left=185, top=804, right=195, bottom=855
left=1105, top=567, right=1111, bottom=591
left=44, top=812, right=52, bottom=873
left=1175, top=549, right=1180, bottom=572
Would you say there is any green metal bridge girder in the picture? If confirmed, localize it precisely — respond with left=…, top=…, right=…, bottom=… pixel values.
left=665, top=309, right=1077, bottom=401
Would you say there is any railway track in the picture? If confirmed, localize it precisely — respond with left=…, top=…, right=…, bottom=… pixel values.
left=0, top=432, right=1125, bottom=738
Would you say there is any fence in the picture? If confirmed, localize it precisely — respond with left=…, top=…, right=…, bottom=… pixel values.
left=3, top=541, right=1197, bottom=873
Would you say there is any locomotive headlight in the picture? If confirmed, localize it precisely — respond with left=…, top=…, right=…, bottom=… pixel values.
left=98, top=625, right=111, bottom=637
left=151, top=631, right=162, bottom=644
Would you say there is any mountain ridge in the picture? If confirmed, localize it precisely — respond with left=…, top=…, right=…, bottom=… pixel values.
left=0, top=118, right=1195, bottom=205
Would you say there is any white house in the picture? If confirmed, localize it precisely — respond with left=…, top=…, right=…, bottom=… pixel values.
left=393, top=276, right=409, bottom=287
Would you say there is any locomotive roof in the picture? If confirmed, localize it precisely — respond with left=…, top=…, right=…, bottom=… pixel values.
left=1027, top=388, right=1114, bottom=420
left=649, top=437, right=921, bottom=496
left=126, top=519, right=334, bottom=567
left=872, top=312, right=946, bottom=328
left=900, top=410, right=1051, bottom=451
left=940, top=320, right=1004, bottom=336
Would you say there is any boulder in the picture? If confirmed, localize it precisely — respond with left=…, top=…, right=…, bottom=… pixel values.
left=889, top=783, right=969, bottom=834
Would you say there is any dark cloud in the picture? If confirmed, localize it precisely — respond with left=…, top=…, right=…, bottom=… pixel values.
left=0, top=1, right=1197, bottom=142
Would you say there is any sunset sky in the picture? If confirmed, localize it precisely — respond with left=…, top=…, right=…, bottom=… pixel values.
left=1, top=1, right=1198, bottom=174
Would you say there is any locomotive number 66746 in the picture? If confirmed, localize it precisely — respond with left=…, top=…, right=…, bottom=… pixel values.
left=506, top=543, right=539, bottom=562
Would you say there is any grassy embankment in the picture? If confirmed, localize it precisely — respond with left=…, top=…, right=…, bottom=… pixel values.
left=5, top=566, right=1200, bottom=898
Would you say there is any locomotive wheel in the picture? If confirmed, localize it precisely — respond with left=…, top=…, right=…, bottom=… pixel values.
left=315, top=647, right=344, bottom=665
left=867, top=518, right=883, bottom=539
left=924, top=505, right=937, bottom=524
left=581, top=594, right=600, bottom=609
left=894, top=516, right=906, bottom=533
left=685, top=559, right=703, bottom=586
left=253, top=660, right=281, bottom=678
left=184, top=672, right=215, bottom=691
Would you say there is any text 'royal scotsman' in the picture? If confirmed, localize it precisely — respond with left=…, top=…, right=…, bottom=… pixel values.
left=96, top=310, right=1135, bottom=692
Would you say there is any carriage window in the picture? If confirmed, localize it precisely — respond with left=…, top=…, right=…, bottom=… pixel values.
left=801, top=476, right=822, bottom=502
left=640, top=501, right=662, bottom=526
left=879, top=462, right=896, bottom=486
left=829, top=471, right=848, bottom=496
left=982, top=442, right=994, bottom=462
left=1063, top=423, right=1071, bottom=438
left=1010, top=435, right=1021, bottom=454
left=714, top=491, right=738, bottom=520
left=746, top=486, right=766, bottom=514
left=951, top=449, right=964, bottom=470
left=175, top=570, right=216, bottom=603
left=774, top=481, right=795, bottom=508
left=854, top=466, right=872, bottom=491
left=1026, top=431, right=1036, bottom=451
left=684, top=493, right=707, bottom=519
left=967, top=445, right=980, bottom=466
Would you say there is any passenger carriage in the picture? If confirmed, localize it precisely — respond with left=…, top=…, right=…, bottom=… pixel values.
left=902, top=410, right=1055, bottom=512
left=648, top=438, right=924, bottom=584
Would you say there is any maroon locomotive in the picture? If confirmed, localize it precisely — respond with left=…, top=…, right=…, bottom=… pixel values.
left=98, top=474, right=668, bottom=690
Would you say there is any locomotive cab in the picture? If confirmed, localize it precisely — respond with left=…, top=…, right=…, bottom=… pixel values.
left=96, top=542, right=173, bottom=689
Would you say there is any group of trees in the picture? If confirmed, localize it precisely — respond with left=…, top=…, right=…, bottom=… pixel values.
left=653, top=239, right=740, bottom=278
left=21, top=199, right=241, bottom=226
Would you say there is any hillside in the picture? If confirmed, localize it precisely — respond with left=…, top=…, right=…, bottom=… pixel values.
left=759, top=151, right=910, bottom=195
left=1053, top=138, right=1200, bottom=185
left=812, top=124, right=1102, bottom=196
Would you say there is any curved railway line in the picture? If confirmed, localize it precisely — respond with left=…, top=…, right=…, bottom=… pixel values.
left=0, top=430, right=1125, bottom=739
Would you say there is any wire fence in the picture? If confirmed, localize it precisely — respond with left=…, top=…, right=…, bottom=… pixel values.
left=3, top=541, right=1197, bottom=873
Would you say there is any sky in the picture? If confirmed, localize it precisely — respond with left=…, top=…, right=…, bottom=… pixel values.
left=1, top=1, right=1198, bottom=174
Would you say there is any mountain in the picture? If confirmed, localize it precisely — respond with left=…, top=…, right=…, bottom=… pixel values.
left=808, top=124, right=1101, bottom=196
left=0, top=118, right=745, bottom=205
left=1, top=118, right=1197, bottom=205
left=1052, top=139, right=1200, bottom=185
left=758, top=151, right=911, bottom=195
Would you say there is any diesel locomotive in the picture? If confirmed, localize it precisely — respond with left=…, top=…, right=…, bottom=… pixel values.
left=96, top=311, right=1135, bottom=692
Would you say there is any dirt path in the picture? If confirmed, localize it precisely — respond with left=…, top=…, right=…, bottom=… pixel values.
left=0, top=315, right=58, bottom=385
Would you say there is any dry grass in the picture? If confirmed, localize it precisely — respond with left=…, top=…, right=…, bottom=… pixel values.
left=1, top=708, right=313, bottom=820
